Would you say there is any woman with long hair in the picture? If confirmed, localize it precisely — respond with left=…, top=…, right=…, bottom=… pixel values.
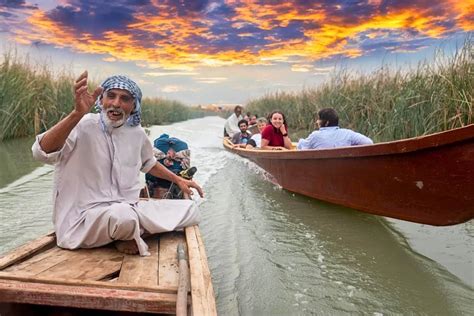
left=260, top=110, right=292, bottom=150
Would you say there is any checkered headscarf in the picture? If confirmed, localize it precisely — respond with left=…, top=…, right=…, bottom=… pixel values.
left=95, top=75, right=142, bottom=126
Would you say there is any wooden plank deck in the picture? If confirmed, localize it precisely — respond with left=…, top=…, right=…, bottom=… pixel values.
left=0, top=227, right=216, bottom=315
left=118, top=238, right=159, bottom=286
left=159, top=232, right=185, bottom=287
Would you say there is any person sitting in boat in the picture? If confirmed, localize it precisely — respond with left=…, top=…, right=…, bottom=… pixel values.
left=231, top=119, right=252, bottom=148
left=144, top=133, right=193, bottom=199
left=224, top=105, right=243, bottom=137
left=32, top=71, right=203, bottom=256
left=248, top=114, right=257, bottom=126
left=247, top=114, right=259, bottom=134
left=261, top=110, right=293, bottom=150
left=297, top=108, right=373, bottom=150
left=246, top=117, right=268, bottom=149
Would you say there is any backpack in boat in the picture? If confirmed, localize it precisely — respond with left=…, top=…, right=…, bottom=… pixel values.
left=145, top=134, right=192, bottom=198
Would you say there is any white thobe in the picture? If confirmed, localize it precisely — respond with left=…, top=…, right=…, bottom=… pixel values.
left=32, top=113, right=200, bottom=256
left=250, top=133, right=262, bottom=147
left=224, top=113, right=243, bottom=137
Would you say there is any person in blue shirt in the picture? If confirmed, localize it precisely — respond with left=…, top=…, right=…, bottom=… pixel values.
left=231, top=119, right=252, bottom=148
left=297, top=108, right=373, bottom=150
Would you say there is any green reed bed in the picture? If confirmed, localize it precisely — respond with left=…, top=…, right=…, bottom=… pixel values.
left=0, top=53, right=74, bottom=140
left=245, top=41, right=473, bottom=142
left=141, top=98, right=210, bottom=126
left=0, top=52, right=209, bottom=141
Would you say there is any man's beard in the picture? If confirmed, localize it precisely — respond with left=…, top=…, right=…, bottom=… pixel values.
left=101, top=108, right=129, bottom=128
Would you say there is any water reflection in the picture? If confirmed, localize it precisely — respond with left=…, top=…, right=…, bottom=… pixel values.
left=0, top=137, right=41, bottom=188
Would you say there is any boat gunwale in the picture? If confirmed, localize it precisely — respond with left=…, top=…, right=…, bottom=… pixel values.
left=0, top=271, right=179, bottom=294
left=224, top=124, right=474, bottom=159
left=0, top=232, right=56, bottom=271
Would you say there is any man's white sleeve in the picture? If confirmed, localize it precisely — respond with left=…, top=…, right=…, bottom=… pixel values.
left=31, top=131, right=76, bottom=165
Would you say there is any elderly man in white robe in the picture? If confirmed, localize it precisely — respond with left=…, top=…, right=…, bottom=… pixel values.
left=224, top=105, right=243, bottom=137
left=32, top=71, right=203, bottom=256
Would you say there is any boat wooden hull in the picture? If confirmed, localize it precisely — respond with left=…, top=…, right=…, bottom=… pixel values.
left=224, top=125, right=474, bottom=226
left=0, top=226, right=216, bottom=315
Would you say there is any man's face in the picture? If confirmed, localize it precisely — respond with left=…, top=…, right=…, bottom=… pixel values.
left=102, top=89, right=135, bottom=127
left=239, top=122, right=248, bottom=133
left=316, top=118, right=322, bottom=129
left=235, top=107, right=242, bottom=116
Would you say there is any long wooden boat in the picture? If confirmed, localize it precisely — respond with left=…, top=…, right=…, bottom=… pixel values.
left=0, top=225, right=216, bottom=315
left=223, top=124, right=474, bottom=226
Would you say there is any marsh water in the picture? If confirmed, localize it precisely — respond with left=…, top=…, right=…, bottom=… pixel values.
left=0, top=116, right=472, bottom=315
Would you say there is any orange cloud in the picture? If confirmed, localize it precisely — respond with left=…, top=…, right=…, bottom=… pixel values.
left=449, top=0, right=474, bottom=31
left=229, top=0, right=326, bottom=30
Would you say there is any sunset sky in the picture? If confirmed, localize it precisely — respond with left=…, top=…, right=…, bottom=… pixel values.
left=0, top=0, right=472, bottom=105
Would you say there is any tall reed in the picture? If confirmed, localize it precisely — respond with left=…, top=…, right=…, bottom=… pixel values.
left=0, top=51, right=210, bottom=141
left=245, top=40, right=473, bottom=142
left=0, top=52, right=74, bottom=140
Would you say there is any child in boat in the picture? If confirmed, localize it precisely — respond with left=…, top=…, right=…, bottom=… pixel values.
left=297, top=108, right=373, bottom=150
left=231, top=119, right=252, bottom=148
left=246, top=117, right=268, bottom=149
left=261, top=110, right=292, bottom=150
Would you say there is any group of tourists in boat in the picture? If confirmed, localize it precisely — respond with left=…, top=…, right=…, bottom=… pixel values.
left=224, top=105, right=373, bottom=150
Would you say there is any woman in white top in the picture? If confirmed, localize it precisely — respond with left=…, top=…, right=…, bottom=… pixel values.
left=246, top=117, right=268, bottom=149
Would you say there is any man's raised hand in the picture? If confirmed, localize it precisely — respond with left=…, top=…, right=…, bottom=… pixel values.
left=74, top=71, right=103, bottom=116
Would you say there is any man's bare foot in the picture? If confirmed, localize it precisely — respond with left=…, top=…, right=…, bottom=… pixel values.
left=115, top=240, right=139, bottom=255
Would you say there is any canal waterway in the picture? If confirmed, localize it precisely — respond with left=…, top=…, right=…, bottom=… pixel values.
left=0, top=116, right=472, bottom=315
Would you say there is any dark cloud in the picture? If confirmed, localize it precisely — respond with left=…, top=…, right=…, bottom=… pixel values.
left=192, top=21, right=270, bottom=53
left=204, top=1, right=235, bottom=22
left=379, top=0, right=449, bottom=17
left=0, top=11, right=12, bottom=17
left=359, top=36, right=436, bottom=53
left=41, top=0, right=212, bottom=37
left=208, top=34, right=268, bottom=53
left=271, top=21, right=307, bottom=41
left=46, top=4, right=135, bottom=36
left=336, top=1, right=376, bottom=23
left=176, top=0, right=209, bottom=12
left=166, top=0, right=210, bottom=16
left=124, top=0, right=151, bottom=6
left=0, top=0, right=37, bottom=10
left=130, top=29, right=167, bottom=48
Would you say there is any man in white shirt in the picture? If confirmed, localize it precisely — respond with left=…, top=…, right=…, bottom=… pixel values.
left=224, top=105, right=243, bottom=137
left=297, top=108, right=373, bottom=150
left=32, top=71, right=203, bottom=256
